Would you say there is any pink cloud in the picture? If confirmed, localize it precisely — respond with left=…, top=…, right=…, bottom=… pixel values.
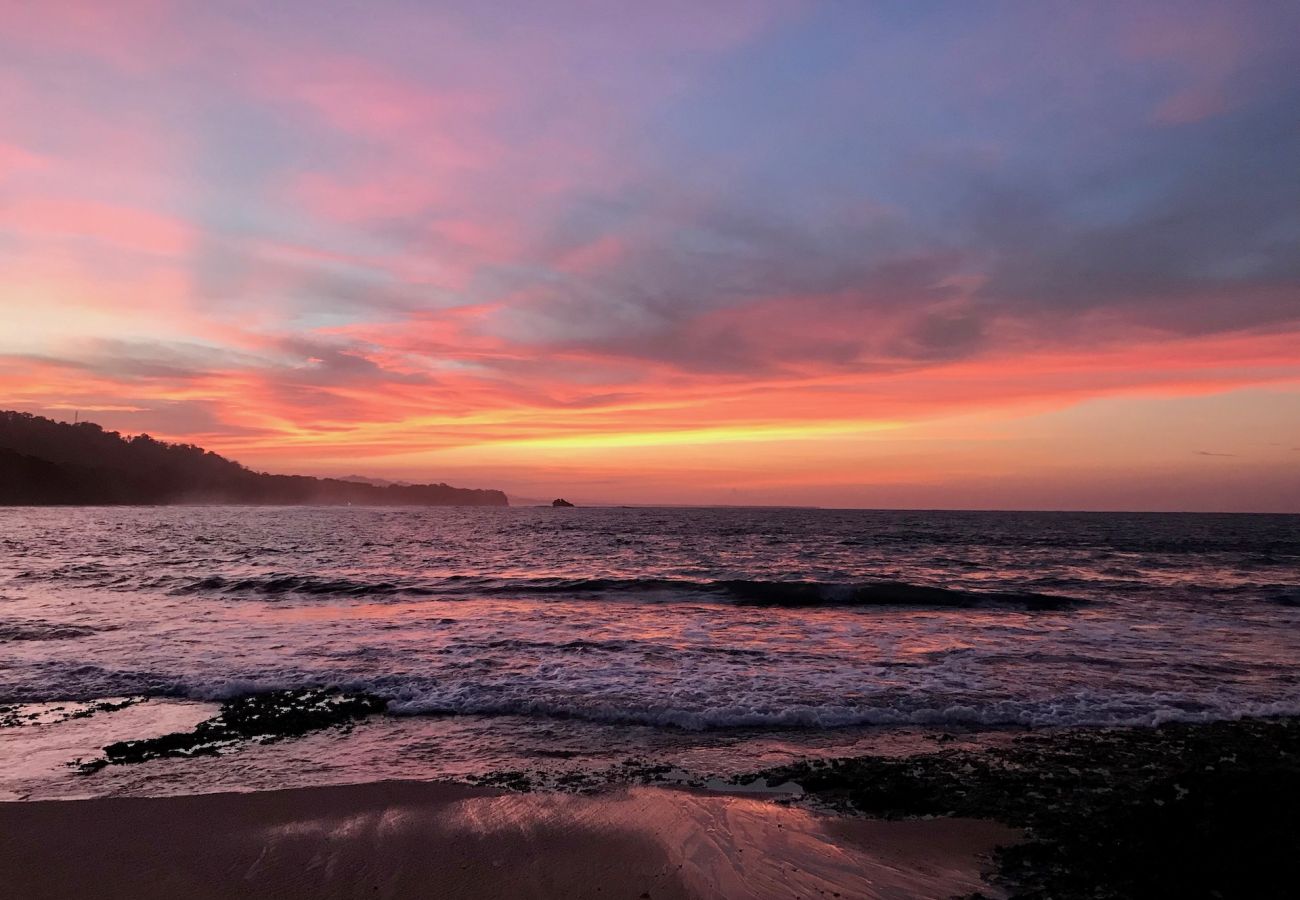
left=1152, top=85, right=1230, bottom=126
left=0, top=142, right=46, bottom=182
left=255, top=52, right=493, bottom=142
left=0, top=197, right=194, bottom=257
left=0, top=0, right=182, bottom=74
left=554, top=235, right=628, bottom=274
left=1120, top=7, right=1249, bottom=125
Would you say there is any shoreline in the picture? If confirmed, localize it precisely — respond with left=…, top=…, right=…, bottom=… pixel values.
left=3, top=708, right=1299, bottom=897
left=0, top=779, right=1013, bottom=900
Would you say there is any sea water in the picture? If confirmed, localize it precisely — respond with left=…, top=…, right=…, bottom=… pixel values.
left=2, top=506, right=1298, bottom=798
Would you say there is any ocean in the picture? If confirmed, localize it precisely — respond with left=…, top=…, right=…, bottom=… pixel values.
left=2, top=506, right=1298, bottom=799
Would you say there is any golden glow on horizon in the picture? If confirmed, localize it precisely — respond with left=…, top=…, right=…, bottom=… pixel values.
left=446, top=420, right=907, bottom=451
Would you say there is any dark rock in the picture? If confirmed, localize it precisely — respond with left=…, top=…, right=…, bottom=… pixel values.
left=77, top=688, right=386, bottom=771
left=470, top=770, right=535, bottom=792
left=551, top=498, right=576, bottom=507
left=4, top=697, right=142, bottom=729
left=735, top=716, right=1300, bottom=899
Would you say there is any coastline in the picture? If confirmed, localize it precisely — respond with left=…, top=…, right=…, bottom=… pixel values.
left=3, top=706, right=1299, bottom=896
left=3, top=715, right=1298, bottom=897
left=4, top=504, right=1297, bottom=897
left=0, top=780, right=1013, bottom=900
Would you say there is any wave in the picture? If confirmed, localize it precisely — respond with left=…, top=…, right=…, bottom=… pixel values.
left=160, top=573, right=1082, bottom=610
left=0, top=619, right=115, bottom=642
left=385, top=694, right=1300, bottom=732
left=10, top=654, right=1298, bottom=734
left=172, top=574, right=408, bottom=598
left=720, top=579, right=1077, bottom=609
left=470, top=576, right=1082, bottom=609
left=11, top=673, right=1299, bottom=733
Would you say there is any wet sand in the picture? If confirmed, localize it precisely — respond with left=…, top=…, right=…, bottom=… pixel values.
left=0, top=780, right=1015, bottom=899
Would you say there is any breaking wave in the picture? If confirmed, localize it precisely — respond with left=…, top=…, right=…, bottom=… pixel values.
left=385, top=692, right=1300, bottom=732
left=161, top=573, right=1081, bottom=609
left=8, top=665, right=1300, bottom=732
left=173, top=575, right=407, bottom=598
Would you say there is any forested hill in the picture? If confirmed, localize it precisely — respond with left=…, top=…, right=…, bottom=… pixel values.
left=0, top=411, right=508, bottom=506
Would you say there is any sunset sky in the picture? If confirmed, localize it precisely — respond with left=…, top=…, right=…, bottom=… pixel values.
left=2, top=1, right=1298, bottom=510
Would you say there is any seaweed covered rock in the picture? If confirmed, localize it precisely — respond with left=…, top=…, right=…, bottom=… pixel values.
left=737, top=717, right=1300, bottom=899
left=78, top=688, right=387, bottom=772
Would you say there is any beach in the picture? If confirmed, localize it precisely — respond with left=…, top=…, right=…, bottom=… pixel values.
left=0, top=780, right=1013, bottom=899
left=5, top=0, right=1299, bottom=893
left=3, top=506, right=1298, bottom=897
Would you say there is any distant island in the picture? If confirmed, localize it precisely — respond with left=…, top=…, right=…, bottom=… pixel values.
left=0, top=411, right=508, bottom=507
left=552, top=498, right=576, bottom=507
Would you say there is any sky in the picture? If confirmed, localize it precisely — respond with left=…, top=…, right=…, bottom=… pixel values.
left=1, top=0, right=1298, bottom=511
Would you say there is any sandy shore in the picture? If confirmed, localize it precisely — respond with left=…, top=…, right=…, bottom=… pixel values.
left=0, top=780, right=1014, bottom=899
